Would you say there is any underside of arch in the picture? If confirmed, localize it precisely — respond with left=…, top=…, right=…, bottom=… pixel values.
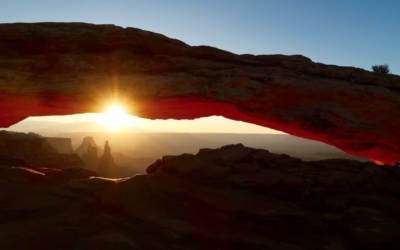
left=0, top=23, right=399, bottom=164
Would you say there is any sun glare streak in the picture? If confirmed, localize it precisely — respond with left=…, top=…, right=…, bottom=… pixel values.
left=96, top=105, right=136, bottom=128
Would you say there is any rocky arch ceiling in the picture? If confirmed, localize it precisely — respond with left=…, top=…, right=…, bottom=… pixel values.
left=0, top=23, right=399, bottom=164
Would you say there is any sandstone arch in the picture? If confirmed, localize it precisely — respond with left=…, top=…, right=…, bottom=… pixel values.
left=0, top=23, right=399, bottom=164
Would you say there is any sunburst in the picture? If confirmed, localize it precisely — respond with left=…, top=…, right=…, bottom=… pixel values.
left=96, top=105, right=136, bottom=127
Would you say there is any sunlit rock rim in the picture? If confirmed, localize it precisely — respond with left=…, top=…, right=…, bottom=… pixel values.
left=0, top=22, right=399, bottom=164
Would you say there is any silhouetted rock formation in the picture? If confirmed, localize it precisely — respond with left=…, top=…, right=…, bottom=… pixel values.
left=0, top=144, right=399, bottom=249
left=102, top=144, right=400, bottom=249
left=0, top=131, right=83, bottom=169
left=44, top=137, right=73, bottom=154
left=97, top=140, right=116, bottom=176
left=74, top=136, right=102, bottom=157
left=79, top=138, right=135, bottom=178
left=0, top=23, right=400, bottom=163
left=0, top=130, right=56, bottom=156
left=81, top=143, right=99, bottom=171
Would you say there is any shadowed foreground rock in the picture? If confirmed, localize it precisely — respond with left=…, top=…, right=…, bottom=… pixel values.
left=0, top=23, right=400, bottom=163
left=1, top=144, right=399, bottom=249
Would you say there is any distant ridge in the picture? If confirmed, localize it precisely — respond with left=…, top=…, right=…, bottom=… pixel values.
left=4, top=120, right=155, bottom=135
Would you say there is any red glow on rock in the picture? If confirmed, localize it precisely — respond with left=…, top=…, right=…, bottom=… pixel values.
left=1, top=23, right=400, bottom=166
left=0, top=94, right=399, bottom=165
left=371, top=160, right=385, bottom=166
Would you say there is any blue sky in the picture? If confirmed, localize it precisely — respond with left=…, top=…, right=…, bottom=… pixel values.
left=2, top=0, right=399, bottom=73
left=1, top=1, right=399, bottom=133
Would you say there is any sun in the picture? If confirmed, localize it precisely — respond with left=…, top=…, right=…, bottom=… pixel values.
left=96, top=105, right=136, bottom=127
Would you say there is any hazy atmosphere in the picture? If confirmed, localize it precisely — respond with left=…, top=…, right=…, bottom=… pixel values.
left=10, top=114, right=284, bottom=134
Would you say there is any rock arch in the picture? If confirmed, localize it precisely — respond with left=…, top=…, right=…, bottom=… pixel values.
left=0, top=23, right=399, bottom=164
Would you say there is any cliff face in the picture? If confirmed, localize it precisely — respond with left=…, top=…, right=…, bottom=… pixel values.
left=0, top=131, right=83, bottom=169
left=44, top=137, right=73, bottom=154
left=0, top=23, right=399, bottom=163
left=0, top=131, right=56, bottom=156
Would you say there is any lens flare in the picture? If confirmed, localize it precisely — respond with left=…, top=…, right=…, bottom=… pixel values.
left=96, top=105, right=136, bottom=127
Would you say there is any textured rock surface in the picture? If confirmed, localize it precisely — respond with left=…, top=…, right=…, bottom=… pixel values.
left=1, top=144, right=400, bottom=249
left=1, top=23, right=400, bottom=163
